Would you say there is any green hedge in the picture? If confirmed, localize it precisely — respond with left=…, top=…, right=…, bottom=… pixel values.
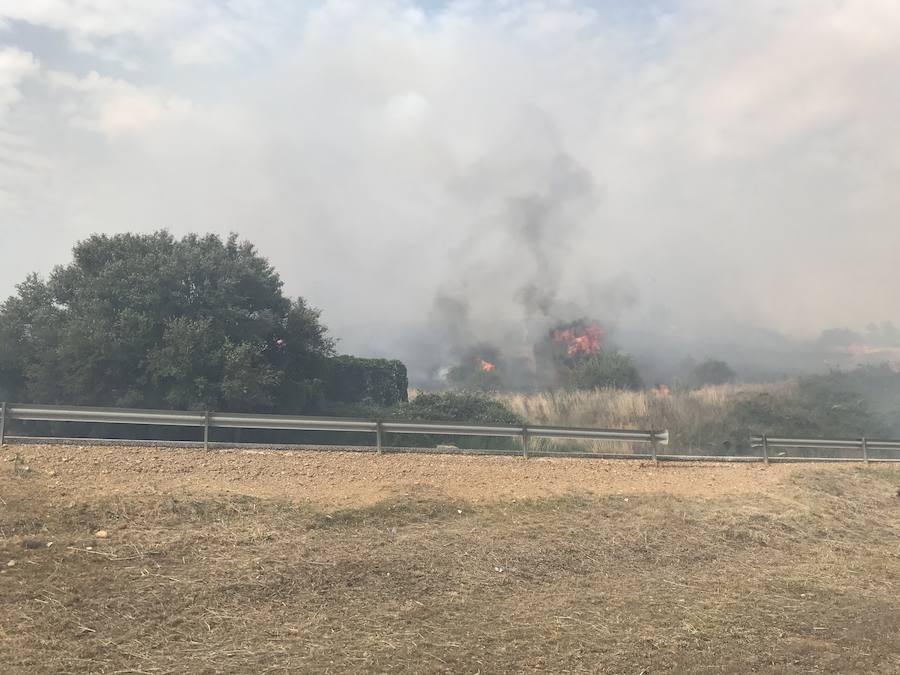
left=395, top=392, right=523, bottom=425
left=323, top=356, right=408, bottom=407
left=387, top=392, right=525, bottom=450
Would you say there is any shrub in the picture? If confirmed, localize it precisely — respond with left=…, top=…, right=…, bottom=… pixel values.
left=396, top=391, right=524, bottom=425
left=718, top=366, right=900, bottom=452
left=686, top=359, right=736, bottom=389
left=566, top=352, right=642, bottom=391
left=794, top=366, right=900, bottom=437
left=390, top=392, right=524, bottom=450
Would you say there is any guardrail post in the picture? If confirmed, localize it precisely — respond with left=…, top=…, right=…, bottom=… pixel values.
left=862, top=437, right=869, bottom=464
left=376, top=421, right=383, bottom=455
left=204, top=410, right=210, bottom=451
left=0, top=402, right=6, bottom=447
left=651, top=430, right=659, bottom=465
left=522, top=427, right=529, bottom=459
left=762, top=434, right=769, bottom=464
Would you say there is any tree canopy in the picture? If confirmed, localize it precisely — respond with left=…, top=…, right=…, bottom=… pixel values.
left=0, top=232, right=345, bottom=412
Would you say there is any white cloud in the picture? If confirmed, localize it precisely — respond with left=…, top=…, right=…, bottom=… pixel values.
left=0, top=47, right=38, bottom=116
left=46, top=69, right=193, bottom=135
left=170, top=21, right=248, bottom=65
left=0, top=0, right=305, bottom=64
left=0, top=0, right=194, bottom=40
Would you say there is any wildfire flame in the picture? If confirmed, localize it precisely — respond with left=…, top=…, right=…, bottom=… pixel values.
left=477, top=358, right=496, bottom=372
left=552, top=322, right=603, bottom=356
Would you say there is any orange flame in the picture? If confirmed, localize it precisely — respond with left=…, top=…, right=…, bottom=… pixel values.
left=477, top=358, right=496, bottom=372
left=552, top=322, right=603, bottom=356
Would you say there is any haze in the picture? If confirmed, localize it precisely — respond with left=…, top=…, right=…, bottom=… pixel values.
left=2, top=1, right=899, bottom=384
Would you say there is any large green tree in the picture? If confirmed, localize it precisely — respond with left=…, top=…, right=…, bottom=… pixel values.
left=0, top=232, right=336, bottom=412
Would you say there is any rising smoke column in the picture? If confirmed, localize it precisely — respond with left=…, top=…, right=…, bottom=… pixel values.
left=421, top=114, right=614, bottom=389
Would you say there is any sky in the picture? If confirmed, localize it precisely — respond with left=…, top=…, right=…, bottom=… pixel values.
left=1, top=1, right=900, bottom=382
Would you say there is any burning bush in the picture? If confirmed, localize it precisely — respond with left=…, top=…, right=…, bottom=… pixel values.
left=443, top=318, right=643, bottom=393
left=533, top=318, right=640, bottom=389
left=446, top=346, right=503, bottom=391
left=545, top=319, right=604, bottom=368
left=553, top=324, right=603, bottom=356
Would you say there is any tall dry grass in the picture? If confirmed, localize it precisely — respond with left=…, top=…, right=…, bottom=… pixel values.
left=496, top=382, right=796, bottom=454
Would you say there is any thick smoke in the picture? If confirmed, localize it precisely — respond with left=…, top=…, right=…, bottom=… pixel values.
left=2, top=1, right=900, bottom=389
left=410, top=129, right=639, bottom=388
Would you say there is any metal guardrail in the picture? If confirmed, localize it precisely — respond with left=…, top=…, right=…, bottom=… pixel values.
left=0, top=402, right=669, bottom=460
left=4, top=402, right=898, bottom=464
left=752, top=434, right=900, bottom=464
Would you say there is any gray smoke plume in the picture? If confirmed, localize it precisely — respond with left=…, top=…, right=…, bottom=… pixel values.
left=3, top=2, right=900, bottom=389
left=416, top=127, right=641, bottom=387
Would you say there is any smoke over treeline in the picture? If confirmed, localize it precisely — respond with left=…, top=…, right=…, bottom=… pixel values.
left=2, top=1, right=900, bottom=388
left=393, top=132, right=645, bottom=389
left=388, top=133, right=900, bottom=390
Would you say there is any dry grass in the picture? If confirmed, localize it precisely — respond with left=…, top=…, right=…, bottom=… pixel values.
left=2, top=456, right=899, bottom=674
left=496, top=383, right=796, bottom=454
left=497, top=382, right=791, bottom=429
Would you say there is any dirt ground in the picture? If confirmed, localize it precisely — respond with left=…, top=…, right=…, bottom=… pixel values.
left=2, top=444, right=899, bottom=674
left=0, top=443, right=840, bottom=507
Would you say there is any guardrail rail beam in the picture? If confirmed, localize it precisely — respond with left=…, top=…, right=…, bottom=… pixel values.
left=1, top=401, right=669, bottom=460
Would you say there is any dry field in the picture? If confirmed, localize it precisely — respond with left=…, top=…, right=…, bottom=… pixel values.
left=495, top=383, right=789, bottom=431
left=2, top=443, right=900, bottom=674
left=495, top=383, right=794, bottom=455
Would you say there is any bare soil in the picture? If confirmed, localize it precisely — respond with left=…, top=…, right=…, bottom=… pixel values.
left=2, top=444, right=899, bottom=673
left=0, top=443, right=838, bottom=508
